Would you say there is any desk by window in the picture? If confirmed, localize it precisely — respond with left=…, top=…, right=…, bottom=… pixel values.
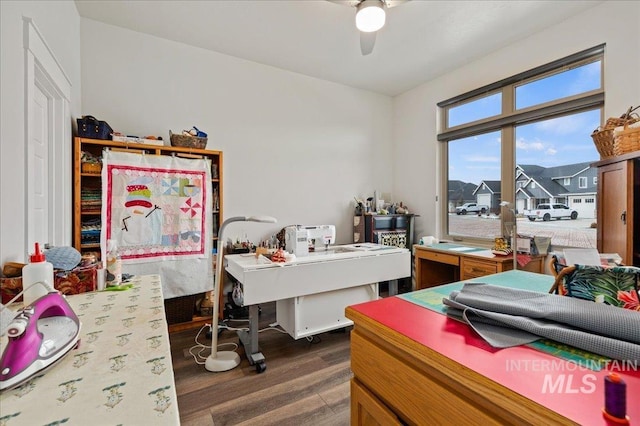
left=414, top=243, right=544, bottom=290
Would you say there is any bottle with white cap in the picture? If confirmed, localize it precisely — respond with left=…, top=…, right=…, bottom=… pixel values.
left=105, top=239, right=122, bottom=287
left=22, top=242, right=54, bottom=306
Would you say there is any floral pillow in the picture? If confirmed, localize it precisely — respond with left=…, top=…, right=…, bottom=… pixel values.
left=552, top=264, right=640, bottom=311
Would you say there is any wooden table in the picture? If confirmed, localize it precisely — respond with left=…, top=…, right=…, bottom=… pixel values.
left=414, top=243, right=544, bottom=290
left=346, top=270, right=639, bottom=425
left=0, top=275, right=180, bottom=425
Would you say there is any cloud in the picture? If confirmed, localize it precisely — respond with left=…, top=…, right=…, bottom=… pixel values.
left=545, top=147, right=557, bottom=155
left=516, top=137, right=545, bottom=151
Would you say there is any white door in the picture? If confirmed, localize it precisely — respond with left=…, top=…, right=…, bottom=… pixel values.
left=28, top=85, right=50, bottom=248
left=23, top=17, right=73, bottom=255
left=477, top=194, right=491, bottom=209
left=570, top=198, right=595, bottom=219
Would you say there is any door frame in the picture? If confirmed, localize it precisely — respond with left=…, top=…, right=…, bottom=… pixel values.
left=23, top=17, right=72, bottom=249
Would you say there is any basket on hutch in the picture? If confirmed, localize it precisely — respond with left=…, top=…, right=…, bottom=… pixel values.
left=613, top=120, right=640, bottom=156
left=169, top=131, right=207, bottom=149
left=591, top=106, right=639, bottom=159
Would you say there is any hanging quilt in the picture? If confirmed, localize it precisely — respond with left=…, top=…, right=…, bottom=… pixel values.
left=101, top=150, right=213, bottom=298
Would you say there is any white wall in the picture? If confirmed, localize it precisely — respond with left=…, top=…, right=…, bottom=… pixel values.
left=2, top=1, right=638, bottom=266
left=393, top=1, right=640, bottom=240
left=0, top=1, right=81, bottom=264
left=80, top=19, right=393, bottom=245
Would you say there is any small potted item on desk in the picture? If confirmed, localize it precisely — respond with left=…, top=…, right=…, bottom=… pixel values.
left=492, top=237, right=513, bottom=256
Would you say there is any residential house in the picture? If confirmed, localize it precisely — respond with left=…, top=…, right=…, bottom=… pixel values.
left=451, top=162, right=598, bottom=218
left=516, top=162, right=597, bottom=218
left=472, top=180, right=502, bottom=214
left=447, top=180, right=477, bottom=212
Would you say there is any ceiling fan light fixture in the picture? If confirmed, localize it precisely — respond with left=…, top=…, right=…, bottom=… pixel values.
left=355, top=0, right=386, bottom=33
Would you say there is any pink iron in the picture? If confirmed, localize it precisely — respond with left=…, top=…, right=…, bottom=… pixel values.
left=0, top=292, right=81, bottom=391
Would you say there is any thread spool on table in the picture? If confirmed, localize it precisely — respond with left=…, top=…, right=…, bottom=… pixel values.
left=603, top=372, right=630, bottom=424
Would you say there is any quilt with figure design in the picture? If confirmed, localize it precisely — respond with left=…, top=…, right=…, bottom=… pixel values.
left=102, top=150, right=211, bottom=262
left=101, top=150, right=213, bottom=298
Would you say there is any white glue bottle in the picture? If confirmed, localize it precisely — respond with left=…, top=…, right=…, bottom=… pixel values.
left=105, top=239, right=122, bottom=287
left=22, top=242, right=54, bottom=306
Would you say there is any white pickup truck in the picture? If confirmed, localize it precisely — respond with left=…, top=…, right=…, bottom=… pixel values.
left=455, top=202, right=489, bottom=215
left=524, top=203, right=578, bottom=221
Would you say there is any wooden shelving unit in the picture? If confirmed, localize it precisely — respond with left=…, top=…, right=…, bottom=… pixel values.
left=73, top=137, right=223, bottom=328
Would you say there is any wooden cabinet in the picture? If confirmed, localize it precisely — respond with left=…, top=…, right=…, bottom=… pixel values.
left=360, top=214, right=416, bottom=248
left=595, top=152, right=639, bottom=266
left=73, top=137, right=223, bottom=258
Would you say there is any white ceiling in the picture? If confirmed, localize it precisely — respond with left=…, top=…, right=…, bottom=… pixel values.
left=74, top=0, right=603, bottom=97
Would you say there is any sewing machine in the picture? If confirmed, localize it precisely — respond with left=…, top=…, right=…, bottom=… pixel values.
left=284, top=225, right=336, bottom=256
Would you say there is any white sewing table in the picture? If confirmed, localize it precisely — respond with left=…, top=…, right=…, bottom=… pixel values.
left=0, top=274, right=179, bottom=425
left=224, top=244, right=411, bottom=371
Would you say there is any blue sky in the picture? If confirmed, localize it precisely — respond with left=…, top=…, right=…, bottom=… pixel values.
left=448, top=61, right=601, bottom=185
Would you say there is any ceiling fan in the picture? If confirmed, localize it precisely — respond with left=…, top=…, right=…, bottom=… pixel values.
left=330, top=0, right=409, bottom=55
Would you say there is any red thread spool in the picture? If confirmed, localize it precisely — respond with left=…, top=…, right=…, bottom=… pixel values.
left=602, top=373, right=630, bottom=424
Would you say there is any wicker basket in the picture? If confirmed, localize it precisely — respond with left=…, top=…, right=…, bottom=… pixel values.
left=164, top=294, right=197, bottom=324
left=613, top=122, right=640, bottom=156
left=591, top=127, right=617, bottom=159
left=591, top=106, right=639, bottom=159
left=169, top=131, right=207, bottom=149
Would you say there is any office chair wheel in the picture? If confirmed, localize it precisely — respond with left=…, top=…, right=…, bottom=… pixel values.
left=256, top=361, right=267, bottom=374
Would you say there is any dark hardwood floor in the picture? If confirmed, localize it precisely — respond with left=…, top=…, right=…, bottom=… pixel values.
left=169, top=302, right=353, bottom=425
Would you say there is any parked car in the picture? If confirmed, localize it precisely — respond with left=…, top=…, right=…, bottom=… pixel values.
left=455, top=203, right=489, bottom=215
left=524, top=203, right=578, bottom=221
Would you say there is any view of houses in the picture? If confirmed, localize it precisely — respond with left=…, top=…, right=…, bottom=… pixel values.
left=448, top=162, right=598, bottom=219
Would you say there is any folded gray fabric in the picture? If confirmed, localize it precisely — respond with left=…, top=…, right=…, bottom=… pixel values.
left=443, top=283, right=640, bottom=361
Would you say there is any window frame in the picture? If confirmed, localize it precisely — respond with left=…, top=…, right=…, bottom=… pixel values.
left=437, top=45, right=604, bottom=246
left=579, top=177, right=588, bottom=189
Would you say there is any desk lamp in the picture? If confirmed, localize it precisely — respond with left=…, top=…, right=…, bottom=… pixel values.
left=205, top=215, right=277, bottom=372
left=499, top=201, right=518, bottom=270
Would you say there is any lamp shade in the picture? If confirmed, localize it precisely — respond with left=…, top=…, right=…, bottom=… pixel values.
left=356, top=0, right=386, bottom=33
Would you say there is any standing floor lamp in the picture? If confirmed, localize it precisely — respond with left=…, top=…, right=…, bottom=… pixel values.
left=205, top=215, right=277, bottom=372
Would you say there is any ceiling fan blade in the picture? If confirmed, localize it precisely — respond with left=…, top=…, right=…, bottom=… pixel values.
left=384, top=0, right=409, bottom=8
left=360, top=31, right=376, bottom=55
left=327, top=0, right=362, bottom=6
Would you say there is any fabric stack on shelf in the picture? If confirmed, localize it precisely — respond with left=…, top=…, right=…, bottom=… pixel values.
left=81, top=217, right=101, bottom=245
left=80, top=187, right=101, bottom=212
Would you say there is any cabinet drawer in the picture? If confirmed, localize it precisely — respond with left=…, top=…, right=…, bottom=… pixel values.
left=419, top=250, right=459, bottom=266
left=351, top=379, right=401, bottom=426
left=394, top=215, right=408, bottom=229
left=371, top=216, right=393, bottom=230
left=461, top=258, right=497, bottom=279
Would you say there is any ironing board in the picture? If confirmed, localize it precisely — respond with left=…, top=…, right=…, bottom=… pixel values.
left=0, top=274, right=179, bottom=425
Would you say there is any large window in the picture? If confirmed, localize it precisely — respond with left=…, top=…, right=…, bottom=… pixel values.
left=438, top=45, right=603, bottom=248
